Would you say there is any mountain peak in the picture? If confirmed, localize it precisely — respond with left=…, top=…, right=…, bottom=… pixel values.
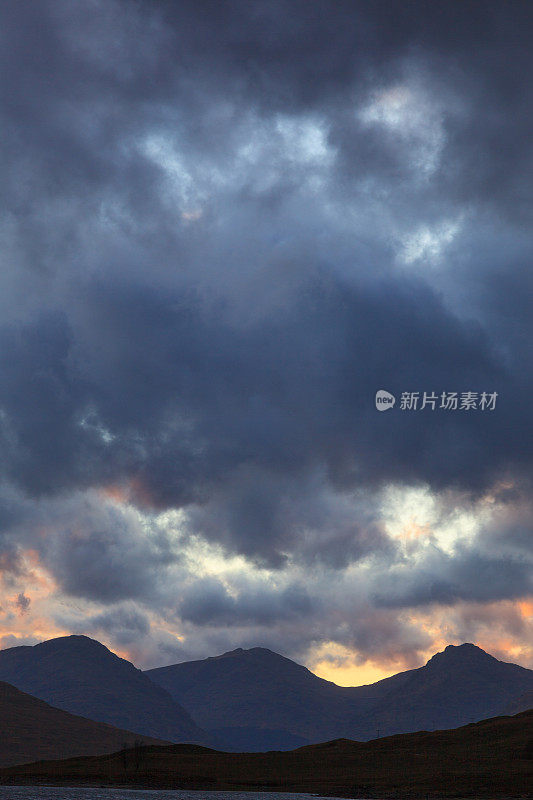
left=0, top=634, right=205, bottom=744
left=37, top=635, right=107, bottom=650
left=146, top=641, right=533, bottom=751
left=32, top=635, right=126, bottom=662
left=426, top=642, right=496, bottom=669
left=214, top=646, right=278, bottom=661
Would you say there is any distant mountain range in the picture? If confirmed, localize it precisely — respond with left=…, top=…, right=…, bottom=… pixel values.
left=0, top=679, right=168, bottom=767
left=2, top=709, right=531, bottom=798
left=0, top=635, right=206, bottom=746
left=0, top=635, right=531, bottom=756
left=147, top=642, right=533, bottom=750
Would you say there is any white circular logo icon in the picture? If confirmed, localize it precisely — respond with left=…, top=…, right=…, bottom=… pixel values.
left=375, top=390, right=396, bottom=411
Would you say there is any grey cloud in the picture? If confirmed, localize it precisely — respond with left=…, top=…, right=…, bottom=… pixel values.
left=14, top=592, right=30, bottom=614
left=171, top=571, right=434, bottom=670
left=44, top=506, right=179, bottom=604
left=0, top=488, right=181, bottom=605
left=179, top=577, right=314, bottom=627
left=372, top=545, right=533, bottom=608
left=0, top=266, right=525, bottom=567
left=187, top=469, right=394, bottom=568
left=88, top=605, right=151, bottom=643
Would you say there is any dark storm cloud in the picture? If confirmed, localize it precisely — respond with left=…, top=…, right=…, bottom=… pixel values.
left=128, top=0, right=533, bottom=223
left=0, top=0, right=531, bottom=657
left=0, top=547, right=26, bottom=581
left=46, top=503, right=183, bottom=604
left=477, top=498, right=533, bottom=559
left=186, top=468, right=395, bottom=568
left=172, top=576, right=434, bottom=668
left=372, top=546, right=533, bottom=609
left=0, top=266, right=527, bottom=564
left=0, top=486, right=181, bottom=604
left=2, top=0, right=531, bottom=226
left=179, top=577, right=314, bottom=627
left=88, top=605, right=151, bottom=642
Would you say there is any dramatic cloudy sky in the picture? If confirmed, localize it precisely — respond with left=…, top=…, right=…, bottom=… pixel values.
left=0, top=0, right=531, bottom=682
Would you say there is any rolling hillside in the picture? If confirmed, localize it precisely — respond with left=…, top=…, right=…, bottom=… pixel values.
left=1, top=709, right=530, bottom=798
left=0, top=679, right=168, bottom=767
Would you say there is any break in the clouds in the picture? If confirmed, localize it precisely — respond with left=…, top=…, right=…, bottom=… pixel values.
left=0, top=0, right=531, bottom=678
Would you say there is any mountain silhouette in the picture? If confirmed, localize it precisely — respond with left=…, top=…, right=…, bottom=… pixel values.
left=148, top=645, right=364, bottom=746
left=0, top=635, right=206, bottom=744
left=147, top=642, right=533, bottom=750
left=2, top=635, right=530, bottom=754
left=0, top=679, right=168, bottom=766
left=502, top=688, right=533, bottom=716
left=365, top=643, right=533, bottom=737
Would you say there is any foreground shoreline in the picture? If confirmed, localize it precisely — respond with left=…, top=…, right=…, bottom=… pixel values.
left=0, top=787, right=525, bottom=800
left=0, top=710, right=531, bottom=799
left=0, top=788, right=528, bottom=800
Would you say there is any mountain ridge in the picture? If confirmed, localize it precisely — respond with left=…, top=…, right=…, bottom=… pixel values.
left=0, top=634, right=208, bottom=746
left=147, top=640, right=533, bottom=750
left=2, top=633, right=530, bottom=754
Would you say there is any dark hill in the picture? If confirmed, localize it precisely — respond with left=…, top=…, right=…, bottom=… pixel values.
left=148, top=645, right=372, bottom=745
left=368, top=642, right=533, bottom=737
left=147, top=642, right=533, bottom=749
left=0, top=679, right=168, bottom=767
left=0, top=635, right=206, bottom=744
left=1, top=710, right=531, bottom=798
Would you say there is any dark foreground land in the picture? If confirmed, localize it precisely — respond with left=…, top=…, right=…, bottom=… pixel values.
left=0, top=680, right=168, bottom=766
left=0, top=710, right=531, bottom=798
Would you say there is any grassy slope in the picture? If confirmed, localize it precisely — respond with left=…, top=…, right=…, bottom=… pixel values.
left=0, top=680, right=169, bottom=767
left=0, top=708, right=531, bottom=798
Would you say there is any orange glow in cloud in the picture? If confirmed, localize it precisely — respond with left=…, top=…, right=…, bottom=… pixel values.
left=20, top=550, right=57, bottom=594
left=478, top=637, right=531, bottom=665
left=99, top=477, right=159, bottom=509
left=0, top=548, right=57, bottom=596
left=108, top=645, right=134, bottom=662
left=0, top=624, right=70, bottom=649
left=128, top=476, right=161, bottom=509
left=313, top=658, right=401, bottom=686
left=411, top=598, right=533, bottom=669
left=0, top=603, right=70, bottom=648
left=400, top=521, right=432, bottom=540
left=518, top=600, right=533, bottom=618
left=309, top=640, right=422, bottom=687
left=0, top=547, right=63, bottom=650
left=21, top=551, right=57, bottom=595
left=313, top=597, right=533, bottom=686
left=100, top=484, right=131, bottom=504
